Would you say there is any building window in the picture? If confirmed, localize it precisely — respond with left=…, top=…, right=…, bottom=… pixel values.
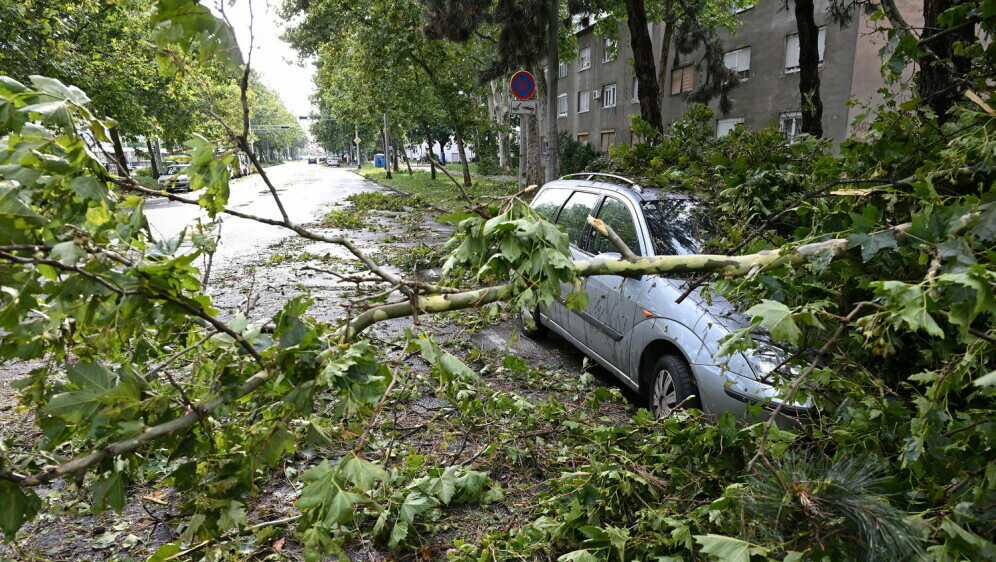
left=602, top=83, right=617, bottom=108
left=578, top=90, right=590, bottom=113
left=671, top=64, right=694, bottom=95
left=632, top=77, right=639, bottom=103
left=600, top=130, right=616, bottom=152
left=716, top=117, right=745, bottom=137
left=579, top=46, right=591, bottom=70
left=558, top=61, right=568, bottom=78
left=557, top=94, right=568, bottom=117
left=785, top=27, right=826, bottom=73
left=602, top=38, right=617, bottom=63
left=577, top=132, right=589, bottom=144
left=780, top=111, right=803, bottom=142
left=724, top=47, right=751, bottom=80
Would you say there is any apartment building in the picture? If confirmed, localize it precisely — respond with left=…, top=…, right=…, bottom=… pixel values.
left=543, top=0, right=921, bottom=151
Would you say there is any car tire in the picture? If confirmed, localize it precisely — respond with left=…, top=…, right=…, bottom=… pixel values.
left=519, top=306, right=548, bottom=338
left=649, top=354, right=700, bottom=417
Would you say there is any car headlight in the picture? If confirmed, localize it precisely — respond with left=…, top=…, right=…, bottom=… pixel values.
left=743, top=343, right=801, bottom=380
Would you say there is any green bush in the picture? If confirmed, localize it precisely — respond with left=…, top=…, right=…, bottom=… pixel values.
left=557, top=130, right=599, bottom=175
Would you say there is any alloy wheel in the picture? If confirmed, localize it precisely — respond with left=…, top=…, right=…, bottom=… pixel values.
left=652, top=368, right=678, bottom=417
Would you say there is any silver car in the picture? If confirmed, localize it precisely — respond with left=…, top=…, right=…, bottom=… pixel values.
left=523, top=174, right=811, bottom=422
left=158, top=164, right=191, bottom=193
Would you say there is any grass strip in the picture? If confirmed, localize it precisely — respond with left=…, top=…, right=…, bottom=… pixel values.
left=357, top=167, right=517, bottom=211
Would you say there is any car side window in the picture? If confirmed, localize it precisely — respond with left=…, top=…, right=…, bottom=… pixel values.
left=589, top=197, right=641, bottom=255
left=530, top=188, right=571, bottom=221
left=556, top=191, right=600, bottom=246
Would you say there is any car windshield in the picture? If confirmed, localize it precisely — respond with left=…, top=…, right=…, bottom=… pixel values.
left=164, top=165, right=188, bottom=175
left=642, top=198, right=715, bottom=256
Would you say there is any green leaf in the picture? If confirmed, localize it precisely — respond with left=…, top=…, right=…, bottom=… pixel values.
left=68, top=176, right=109, bottom=202
left=92, top=473, right=125, bottom=512
left=50, top=241, right=85, bottom=266
left=0, top=481, right=41, bottom=540
left=558, top=551, right=599, bottom=562
left=745, top=300, right=802, bottom=345
left=848, top=230, right=898, bottom=262
left=0, top=187, right=47, bottom=225
left=340, top=455, right=388, bottom=492
left=694, top=534, right=769, bottom=562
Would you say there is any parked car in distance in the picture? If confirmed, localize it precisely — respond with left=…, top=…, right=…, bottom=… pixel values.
left=157, top=164, right=191, bottom=193
left=319, top=157, right=327, bottom=163
left=523, top=173, right=811, bottom=423
left=307, top=157, right=318, bottom=164
left=329, top=157, right=341, bottom=167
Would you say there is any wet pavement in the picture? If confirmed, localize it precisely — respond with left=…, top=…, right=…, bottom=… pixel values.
left=144, top=161, right=372, bottom=270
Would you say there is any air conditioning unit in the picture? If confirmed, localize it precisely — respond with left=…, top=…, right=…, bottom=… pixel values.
left=592, top=89, right=601, bottom=99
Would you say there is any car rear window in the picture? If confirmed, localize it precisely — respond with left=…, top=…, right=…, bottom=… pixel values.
left=530, top=188, right=571, bottom=221
left=642, top=198, right=714, bottom=255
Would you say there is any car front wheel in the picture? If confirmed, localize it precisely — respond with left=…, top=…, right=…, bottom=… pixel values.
left=649, top=354, right=700, bottom=417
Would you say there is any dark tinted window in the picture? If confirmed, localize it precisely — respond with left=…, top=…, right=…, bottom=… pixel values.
left=530, top=188, right=571, bottom=221
left=643, top=198, right=714, bottom=255
left=589, top=197, right=641, bottom=255
left=556, top=191, right=600, bottom=245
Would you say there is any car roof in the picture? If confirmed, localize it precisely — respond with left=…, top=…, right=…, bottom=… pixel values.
left=541, top=174, right=694, bottom=205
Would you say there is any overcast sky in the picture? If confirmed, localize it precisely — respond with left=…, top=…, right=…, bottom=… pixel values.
left=221, top=0, right=317, bottom=121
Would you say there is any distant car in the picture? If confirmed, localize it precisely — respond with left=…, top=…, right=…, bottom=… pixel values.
left=329, top=157, right=340, bottom=167
left=158, top=164, right=191, bottom=193
left=523, top=173, right=812, bottom=423
left=307, top=157, right=318, bottom=164
left=319, top=157, right=327, bottom=163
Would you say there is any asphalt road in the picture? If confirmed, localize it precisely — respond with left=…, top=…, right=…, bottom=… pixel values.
left=143, top=161, right=369, bottom=270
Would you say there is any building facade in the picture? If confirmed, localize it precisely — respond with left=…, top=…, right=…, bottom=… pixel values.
left=542, top=0, right=921, bottom=150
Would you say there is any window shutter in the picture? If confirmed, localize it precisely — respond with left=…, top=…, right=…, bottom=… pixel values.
left=670, top=68, right=681, bottom=95
left=681, top=66, right=694, bottom=92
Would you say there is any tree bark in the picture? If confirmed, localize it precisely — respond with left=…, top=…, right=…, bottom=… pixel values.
left=396, top=132, right=413, bottom=174
left=422, top=122, right=437, bottom=180
left=918, top=0, right=973, bottom=122
left=526, top=113, right=542, bottom=187
left=656, top=9, right=675, bottom=114
left=490, top=80, right=511, bottom=169
left=545, top=0, right=560, bottom=180
left=453, top=123, right=472, bottom=187
left=795, top=0, right=824, bottom=137
left=109, top=127, right=130, bottom=175
left=623, top=0, right=665, bottom=134
left=146, top=138, right=160, bottom=179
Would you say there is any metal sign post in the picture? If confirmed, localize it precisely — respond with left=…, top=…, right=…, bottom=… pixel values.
left=510, top=70, right=536, bottom=190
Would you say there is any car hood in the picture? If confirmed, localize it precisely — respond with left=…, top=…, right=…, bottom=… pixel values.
left=677, top=282, right=753, bottom=333
left=159, top=174, right=189, bottom=181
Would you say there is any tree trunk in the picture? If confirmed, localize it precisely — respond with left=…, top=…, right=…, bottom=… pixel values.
left=396, top=132, right=413, bottom=174
left=795, top=0, right=824, bottom=137
left=623, top=0, right=665, bottom=134
left=544, top=0, right=560, bottom=180
left=422, top=122, right=437, bottom=180
left=918, top=0, right=973, bottom=122
left=490, top=80, right=511, bottom=169
left=109, top=127, right=130, bottom=175
left=453, top=123, right=472, bottom=187
left=526, top=114, right=541, bottom=187
left=656, top=9, right=675, bottom=115
left=146, top=138, right=160, bottom=179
